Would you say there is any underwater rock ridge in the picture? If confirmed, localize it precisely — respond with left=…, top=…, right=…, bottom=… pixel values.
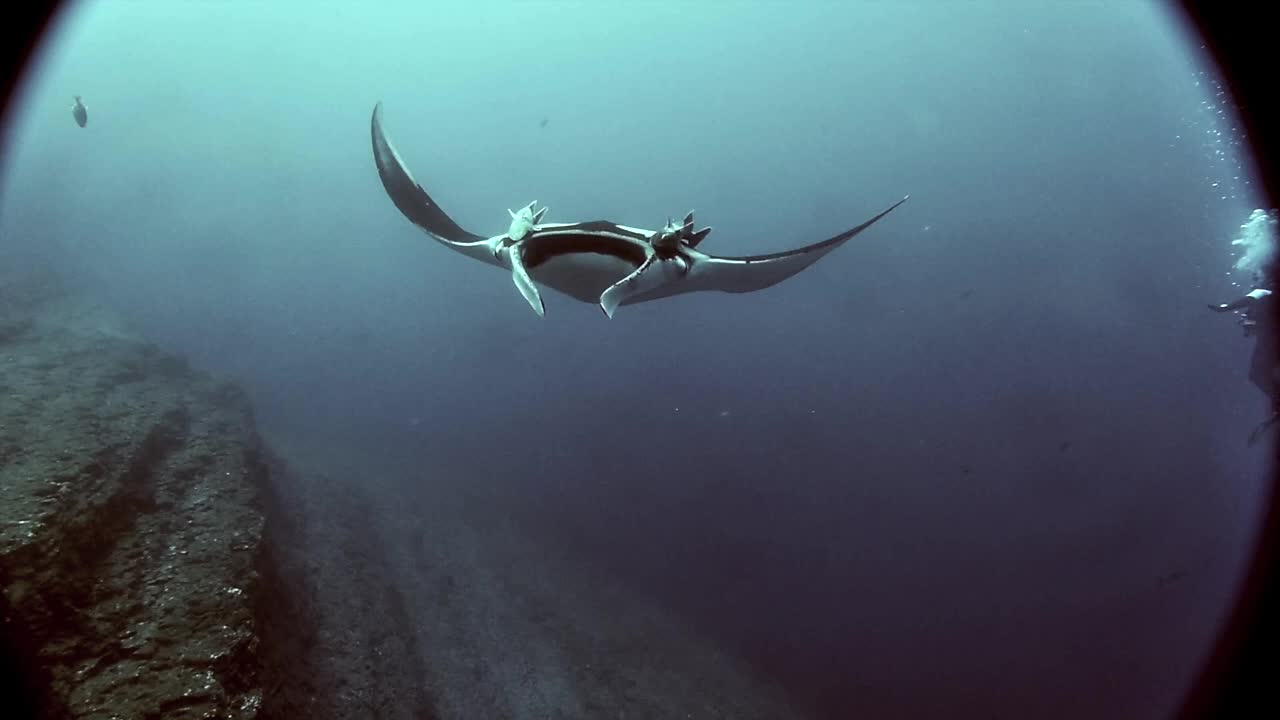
left=0, top=287, right=302, bottom=719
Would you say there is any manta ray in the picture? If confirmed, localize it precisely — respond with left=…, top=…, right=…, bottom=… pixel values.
left=370, top=102, right=908, bottom=318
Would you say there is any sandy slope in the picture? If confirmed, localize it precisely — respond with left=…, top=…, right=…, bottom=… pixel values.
left=267, top=436, right=809, bottom=720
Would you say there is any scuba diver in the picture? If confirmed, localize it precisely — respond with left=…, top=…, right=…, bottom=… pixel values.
left=1210, top=255, right=1280, bottom=445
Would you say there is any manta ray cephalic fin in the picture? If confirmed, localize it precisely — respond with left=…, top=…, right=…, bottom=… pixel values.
left=508, top=246, right=546, bottom=317
left=599, top=253, right=661, bottom=318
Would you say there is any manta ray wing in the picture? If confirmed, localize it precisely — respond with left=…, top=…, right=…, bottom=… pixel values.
left=372, top=102, right=909, bottom=312
left=371, top=102, right=498, bottom=264
left=624, top=195, right=909, bottom=304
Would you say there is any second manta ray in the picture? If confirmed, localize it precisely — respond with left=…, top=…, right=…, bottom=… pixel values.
left=370, top=102, right=909, bottom=318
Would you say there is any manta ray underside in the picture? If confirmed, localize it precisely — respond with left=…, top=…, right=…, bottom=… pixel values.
left=370, top=101, right=908, bottom=318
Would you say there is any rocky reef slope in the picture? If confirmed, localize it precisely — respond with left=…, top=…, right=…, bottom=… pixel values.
left=1, top=268, right=807, bottom=719
left=0, top=272, right=283, bottom=719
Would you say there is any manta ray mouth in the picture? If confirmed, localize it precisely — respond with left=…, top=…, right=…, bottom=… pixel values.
left=521, top=230, right=649, bottom=270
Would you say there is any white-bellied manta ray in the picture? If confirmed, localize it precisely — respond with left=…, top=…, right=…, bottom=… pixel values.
left=370, top=102, right=908, bottom=318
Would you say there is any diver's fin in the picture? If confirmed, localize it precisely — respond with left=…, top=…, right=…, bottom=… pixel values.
left=509, top=247, right=545, bottom=317
left=1247, top=411, right=1280, bottom=447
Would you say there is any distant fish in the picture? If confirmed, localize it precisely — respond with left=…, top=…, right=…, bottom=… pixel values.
left=539, top=116, right=549, bottom=128
left=71, top=95, right=87, bottom=127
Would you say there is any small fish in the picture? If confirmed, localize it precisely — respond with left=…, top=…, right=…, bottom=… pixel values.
left=539, top=116, right=549, bottom=128
left=71, top=95, right=87, bottom=127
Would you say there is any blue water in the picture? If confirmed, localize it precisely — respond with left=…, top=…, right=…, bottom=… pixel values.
left=1, top=1, right=1272, bottom=717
